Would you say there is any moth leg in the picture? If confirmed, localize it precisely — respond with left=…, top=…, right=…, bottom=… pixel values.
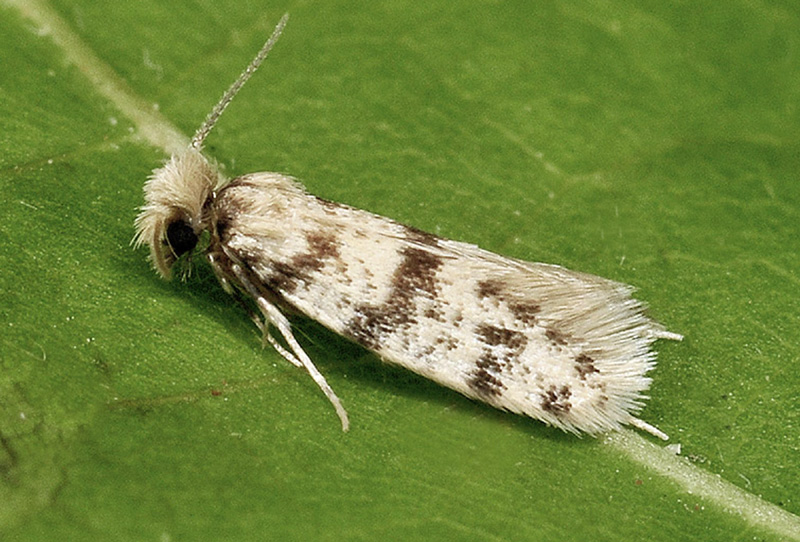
left=230, top=263, right=350, bottom=432
left=263, top=332, right=304, bottom=369
left=629, top=417, right=669, bottom=441
left=209, top=253, right=302, bottom=367
left=655, top=330, right=684, bottom=342
left=238, top=292, right=305, bottom=368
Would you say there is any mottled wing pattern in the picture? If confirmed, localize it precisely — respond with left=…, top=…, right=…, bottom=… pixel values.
left=212, top=172, right=669, bottom=435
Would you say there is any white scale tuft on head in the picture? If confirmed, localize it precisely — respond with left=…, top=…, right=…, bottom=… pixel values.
left=133, top=14, right=289, bottom=279
left=133, top=148, right=222, bottom=277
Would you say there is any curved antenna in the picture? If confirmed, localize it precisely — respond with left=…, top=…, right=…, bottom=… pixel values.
left=190, top=13, right=289, bottom=150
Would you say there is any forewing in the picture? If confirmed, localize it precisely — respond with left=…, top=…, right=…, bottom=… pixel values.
left=214, top=175, right=672, bottom=434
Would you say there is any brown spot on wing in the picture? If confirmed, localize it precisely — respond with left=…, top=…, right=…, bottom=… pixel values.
left=403, top=225, right=441, bottom=247
left=508, top=301, right=541, bottom=326
left=394, top=247, right=442, bottom=296
left=346, top=305, right=403, bottom=350
left=477, top=279, right=503, bottom=299
left=476, top=324, right=527, bottom=351
left=541, top=385, right=572, bottom=415
left=468, top=324, right=528, bottom=399
left=574, top=353, right=598, bottom=379
left=263, top=261, right=302, bottom=294
left=477, top=280, right=541, bottom=326
left=435, top=335, right=459, bottom=351
left=344, top=245, right=444, bottom=351
left=424, top=307, right=444, bottom=321
left=307, top=232, right=340, bottom=259
left=545, top=328, right=570, bottom=346
left=291, top=232, right=341, bottom=277
left=261, top=232, right=342, bottom=294
left=468, top=353, right=507, bottom=397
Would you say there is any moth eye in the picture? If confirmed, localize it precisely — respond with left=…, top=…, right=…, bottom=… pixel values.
left=166, top=219, right=198, bottom=257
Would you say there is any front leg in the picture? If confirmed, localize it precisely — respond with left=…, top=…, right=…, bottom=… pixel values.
left=224, top=261, right=350, bottom=432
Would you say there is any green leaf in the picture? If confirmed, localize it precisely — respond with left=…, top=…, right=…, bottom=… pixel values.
left=1, top=1, right=798, bottom=540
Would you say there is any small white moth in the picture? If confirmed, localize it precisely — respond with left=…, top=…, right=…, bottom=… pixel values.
left=134, top=14, right=682, bottom=439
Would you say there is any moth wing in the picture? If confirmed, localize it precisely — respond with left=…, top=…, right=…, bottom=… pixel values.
left=350, top=233, right=675, bottom=435
left=437, top=237, right=672, bottom=343
left=213, top=176, right=676, bottom=435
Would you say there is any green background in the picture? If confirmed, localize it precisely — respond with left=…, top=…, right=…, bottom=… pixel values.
left=1, top=1, right=798, bottom=540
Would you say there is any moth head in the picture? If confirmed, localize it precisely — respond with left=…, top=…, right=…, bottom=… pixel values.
left=133, top=14, right=287, bottom=279
left=133, top=147, right=224, bottom=279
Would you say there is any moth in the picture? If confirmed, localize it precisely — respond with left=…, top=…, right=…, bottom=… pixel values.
left=134, top=14, right=682, bottom=439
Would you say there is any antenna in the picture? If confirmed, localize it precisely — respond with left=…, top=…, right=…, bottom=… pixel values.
left=190, top=13, right=289, bottom=150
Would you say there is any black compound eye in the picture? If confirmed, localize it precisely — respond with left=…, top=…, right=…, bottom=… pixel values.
left=166, top=219, right=198, bottom=257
